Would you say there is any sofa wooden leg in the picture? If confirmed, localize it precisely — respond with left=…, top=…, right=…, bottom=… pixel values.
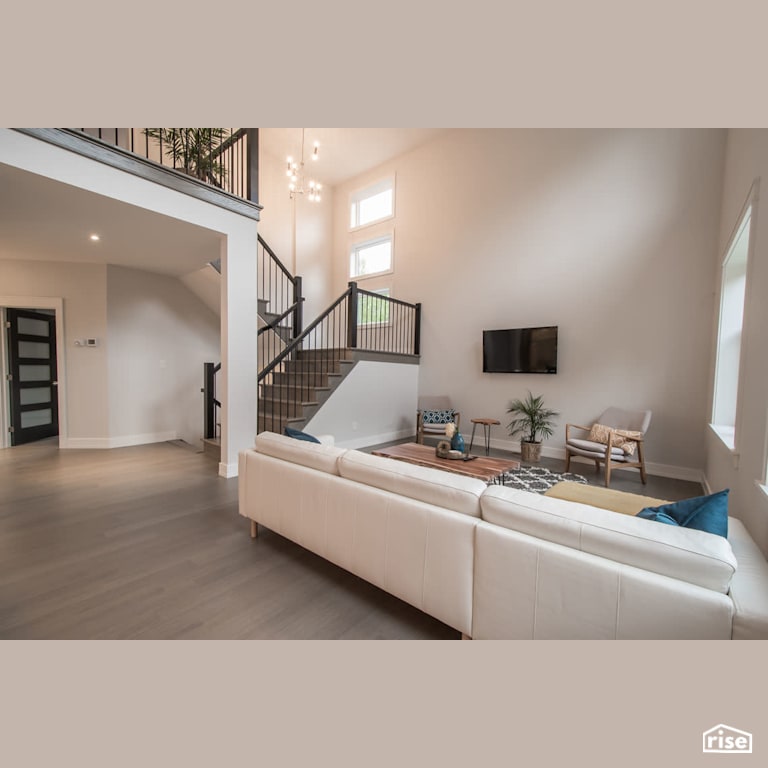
left=250, top=520, right=258, bottom=539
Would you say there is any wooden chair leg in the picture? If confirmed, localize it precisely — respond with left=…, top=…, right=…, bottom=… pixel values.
left=250, top=520, right=258, bottom=539
left=565, top=450, right=571, bottom=472
left=604, top=460, right=612, bottom=487
left=638, top=443, right=647, bottom=483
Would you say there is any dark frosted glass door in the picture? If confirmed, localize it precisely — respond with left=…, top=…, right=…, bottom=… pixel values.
left=6, top=309, right=59, bottom=445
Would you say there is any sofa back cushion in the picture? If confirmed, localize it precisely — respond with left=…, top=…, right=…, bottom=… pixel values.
left=480, top=486, right=737, bottom=593
left=254, top=431, right=346, bottom=475
left=338, top=450, right=486, bottom=518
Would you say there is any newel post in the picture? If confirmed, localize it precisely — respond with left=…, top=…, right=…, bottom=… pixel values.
left=347, top=282, right=358, bottom=349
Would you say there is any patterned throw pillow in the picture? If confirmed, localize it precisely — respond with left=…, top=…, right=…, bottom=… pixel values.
left=588, top=423, right=642, bottom=455
left=422, top=409, right=455, bottom=425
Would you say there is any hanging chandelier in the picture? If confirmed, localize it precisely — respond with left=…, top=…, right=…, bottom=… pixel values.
left=287, top=128, right=322, bottom=202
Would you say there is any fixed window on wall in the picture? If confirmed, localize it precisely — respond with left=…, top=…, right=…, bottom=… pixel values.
left=358, top=288, right=391, bottom=325
left=350, top=234, right=393, bottom=280
left=711, top=187, right=757, bottom=450
left=350, top=178, right=394, bottom=230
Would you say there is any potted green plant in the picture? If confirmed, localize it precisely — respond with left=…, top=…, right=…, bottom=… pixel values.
left=506, top=391, right=559, bottom=463
left=142, top=128, right=230, bottom=184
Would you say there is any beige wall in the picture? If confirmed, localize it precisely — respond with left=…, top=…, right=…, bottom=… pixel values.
left=705, top=129, right=768, bottom=556
left=259, top=142, right=334, bottom=325
left=331, top=129, right=727, bottom=478
left=0, top=259, right=109, bottom=442
left=106, top=265, right=220, bottom=447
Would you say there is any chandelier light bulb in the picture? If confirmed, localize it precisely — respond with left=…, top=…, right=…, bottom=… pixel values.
left=288, top=130, right=323, bottom=202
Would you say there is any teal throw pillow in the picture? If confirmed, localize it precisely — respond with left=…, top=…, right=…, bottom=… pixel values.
left=636, top=489, right=729, bottom=538
left=284, top=426, right=321, bottom=444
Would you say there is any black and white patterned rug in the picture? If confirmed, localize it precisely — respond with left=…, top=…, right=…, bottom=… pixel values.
left=501, top=466, right=588, bottom=493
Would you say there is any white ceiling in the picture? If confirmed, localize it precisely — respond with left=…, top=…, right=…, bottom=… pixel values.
left=259, top=128, right=446, bottom=187
left=0, top=162, right=224, bottom=277
left=0, top=129, right=446, bottom=276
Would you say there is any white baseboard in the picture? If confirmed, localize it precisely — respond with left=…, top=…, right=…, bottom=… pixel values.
left=218, top=461, right=238, bottom=478
left=484, top=437, right=705, bottom=485
left=60, top=431, right=178, bottom=449
left=337, top=428, right=414, bottom=451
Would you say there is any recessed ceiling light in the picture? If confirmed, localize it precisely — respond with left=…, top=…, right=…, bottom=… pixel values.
left=90, top=234, right=100, bottom=241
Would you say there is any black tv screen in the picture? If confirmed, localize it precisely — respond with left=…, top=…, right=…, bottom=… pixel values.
left=482, top=326, right=558, bottom=373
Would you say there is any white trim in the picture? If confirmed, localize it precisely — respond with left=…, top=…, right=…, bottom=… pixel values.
left=348, top=175, right=395, bottom=231
left=480, top=437, right=706, bottom=484
left=710, top=178, right=760, bottom=446
left=349, top=232, right=394, bottom=281
left=0, top=296, right=66, bottom=450
left=218, top=461, right=238, bottom=478
left=336, top=427, right=414, bottom=451
left=60, top=431, right=177, bottom=449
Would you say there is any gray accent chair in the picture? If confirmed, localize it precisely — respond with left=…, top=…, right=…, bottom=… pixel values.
left=416, top=395, right=460, bottom=444
left=564, top=407, right=652, bottom=487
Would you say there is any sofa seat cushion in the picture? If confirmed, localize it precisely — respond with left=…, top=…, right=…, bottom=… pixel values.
left=567, top=438, right=626, bottom=459
left=338, top=450, right=487, bottom=518
left=254, top=431, right=346, bottom=475
left=727, top=518, right=768, bottom=639
left=480, top=486, right=737, bottom=593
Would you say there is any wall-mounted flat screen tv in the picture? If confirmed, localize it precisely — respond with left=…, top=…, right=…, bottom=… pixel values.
left=482, top=326, right=558, bottom=373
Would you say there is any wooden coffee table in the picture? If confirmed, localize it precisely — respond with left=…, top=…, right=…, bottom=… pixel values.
left=371, top=442, right=519, bottom=484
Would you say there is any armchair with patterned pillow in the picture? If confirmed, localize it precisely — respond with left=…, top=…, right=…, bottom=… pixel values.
left=564, top=406, right=651, bottom=487
left=416, top=395, right=460, bottom=444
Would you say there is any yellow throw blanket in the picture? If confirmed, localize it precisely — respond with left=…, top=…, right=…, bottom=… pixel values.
left=545, top=481, right=669, bottom=516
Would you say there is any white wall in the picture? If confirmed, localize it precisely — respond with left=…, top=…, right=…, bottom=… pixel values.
left=304, top=361, right=419, bottom=448
left=331, top=129, right=726, bottom=479
left=106, top=265, right=220, bottom=448
left=1, top=129, right=260, bottom=475
left=705, top=129, right=768, bottom=556
left=259, top=143, right=334, bottom=324
left=0, top=259, right=109, bottom=442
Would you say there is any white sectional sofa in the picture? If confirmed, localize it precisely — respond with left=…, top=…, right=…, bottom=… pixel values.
left=238, top=432, right=768, bottom=639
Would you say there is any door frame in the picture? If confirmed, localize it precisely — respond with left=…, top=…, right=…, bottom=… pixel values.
left=0, top=296, right=66, bottom=449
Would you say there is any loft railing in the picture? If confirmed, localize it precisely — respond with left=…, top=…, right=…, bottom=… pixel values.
left=66, top=128, right=258, bottom=201
left=257, top=282, right=421, bottom=435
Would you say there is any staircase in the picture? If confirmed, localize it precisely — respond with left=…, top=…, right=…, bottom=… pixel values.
left=203, top=243, right=422, bottom=454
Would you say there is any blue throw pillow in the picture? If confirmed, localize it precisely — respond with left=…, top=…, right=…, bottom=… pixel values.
left=636, top=489, right=729, bottom=538
left=284, top=426, right=321, bottom=444
left=422, top=409, right=455, bottom=425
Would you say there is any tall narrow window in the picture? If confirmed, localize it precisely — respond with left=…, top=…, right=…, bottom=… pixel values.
left=350, top=178, right=394, bottom=230
left=711, top=186, right=757, bottom=449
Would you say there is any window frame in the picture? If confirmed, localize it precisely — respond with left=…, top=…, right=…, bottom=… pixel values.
left=349, top=176, right=395, bottom=232
left=349, top=232, right=394, bottom=281
left=710, top=179, right=759, bottom=455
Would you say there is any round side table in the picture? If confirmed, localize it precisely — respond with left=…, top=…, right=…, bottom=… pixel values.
left=469, top=418, right=500, bottom=456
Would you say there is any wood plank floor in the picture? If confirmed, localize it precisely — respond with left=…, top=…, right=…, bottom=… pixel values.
left=1, top=436, right=703, bottom=640
left=0, top=439, right=458, bottom=639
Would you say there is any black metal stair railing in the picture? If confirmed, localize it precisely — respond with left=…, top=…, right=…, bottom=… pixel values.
left=257, top=282, right=421, bottom=436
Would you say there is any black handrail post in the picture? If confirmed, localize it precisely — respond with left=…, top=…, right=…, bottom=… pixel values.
left=203, top=362, right=216, bottom=439
left=414, top=302, right=422, bottom=356
left=293, top=275, right=303, bottom=338
left=246, top=128, right=259, bottom=204
left=347, top=282, right=359, bottom=349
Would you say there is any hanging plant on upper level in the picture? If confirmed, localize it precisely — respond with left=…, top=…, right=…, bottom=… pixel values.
left=142, top=128, right=230, bottom=185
